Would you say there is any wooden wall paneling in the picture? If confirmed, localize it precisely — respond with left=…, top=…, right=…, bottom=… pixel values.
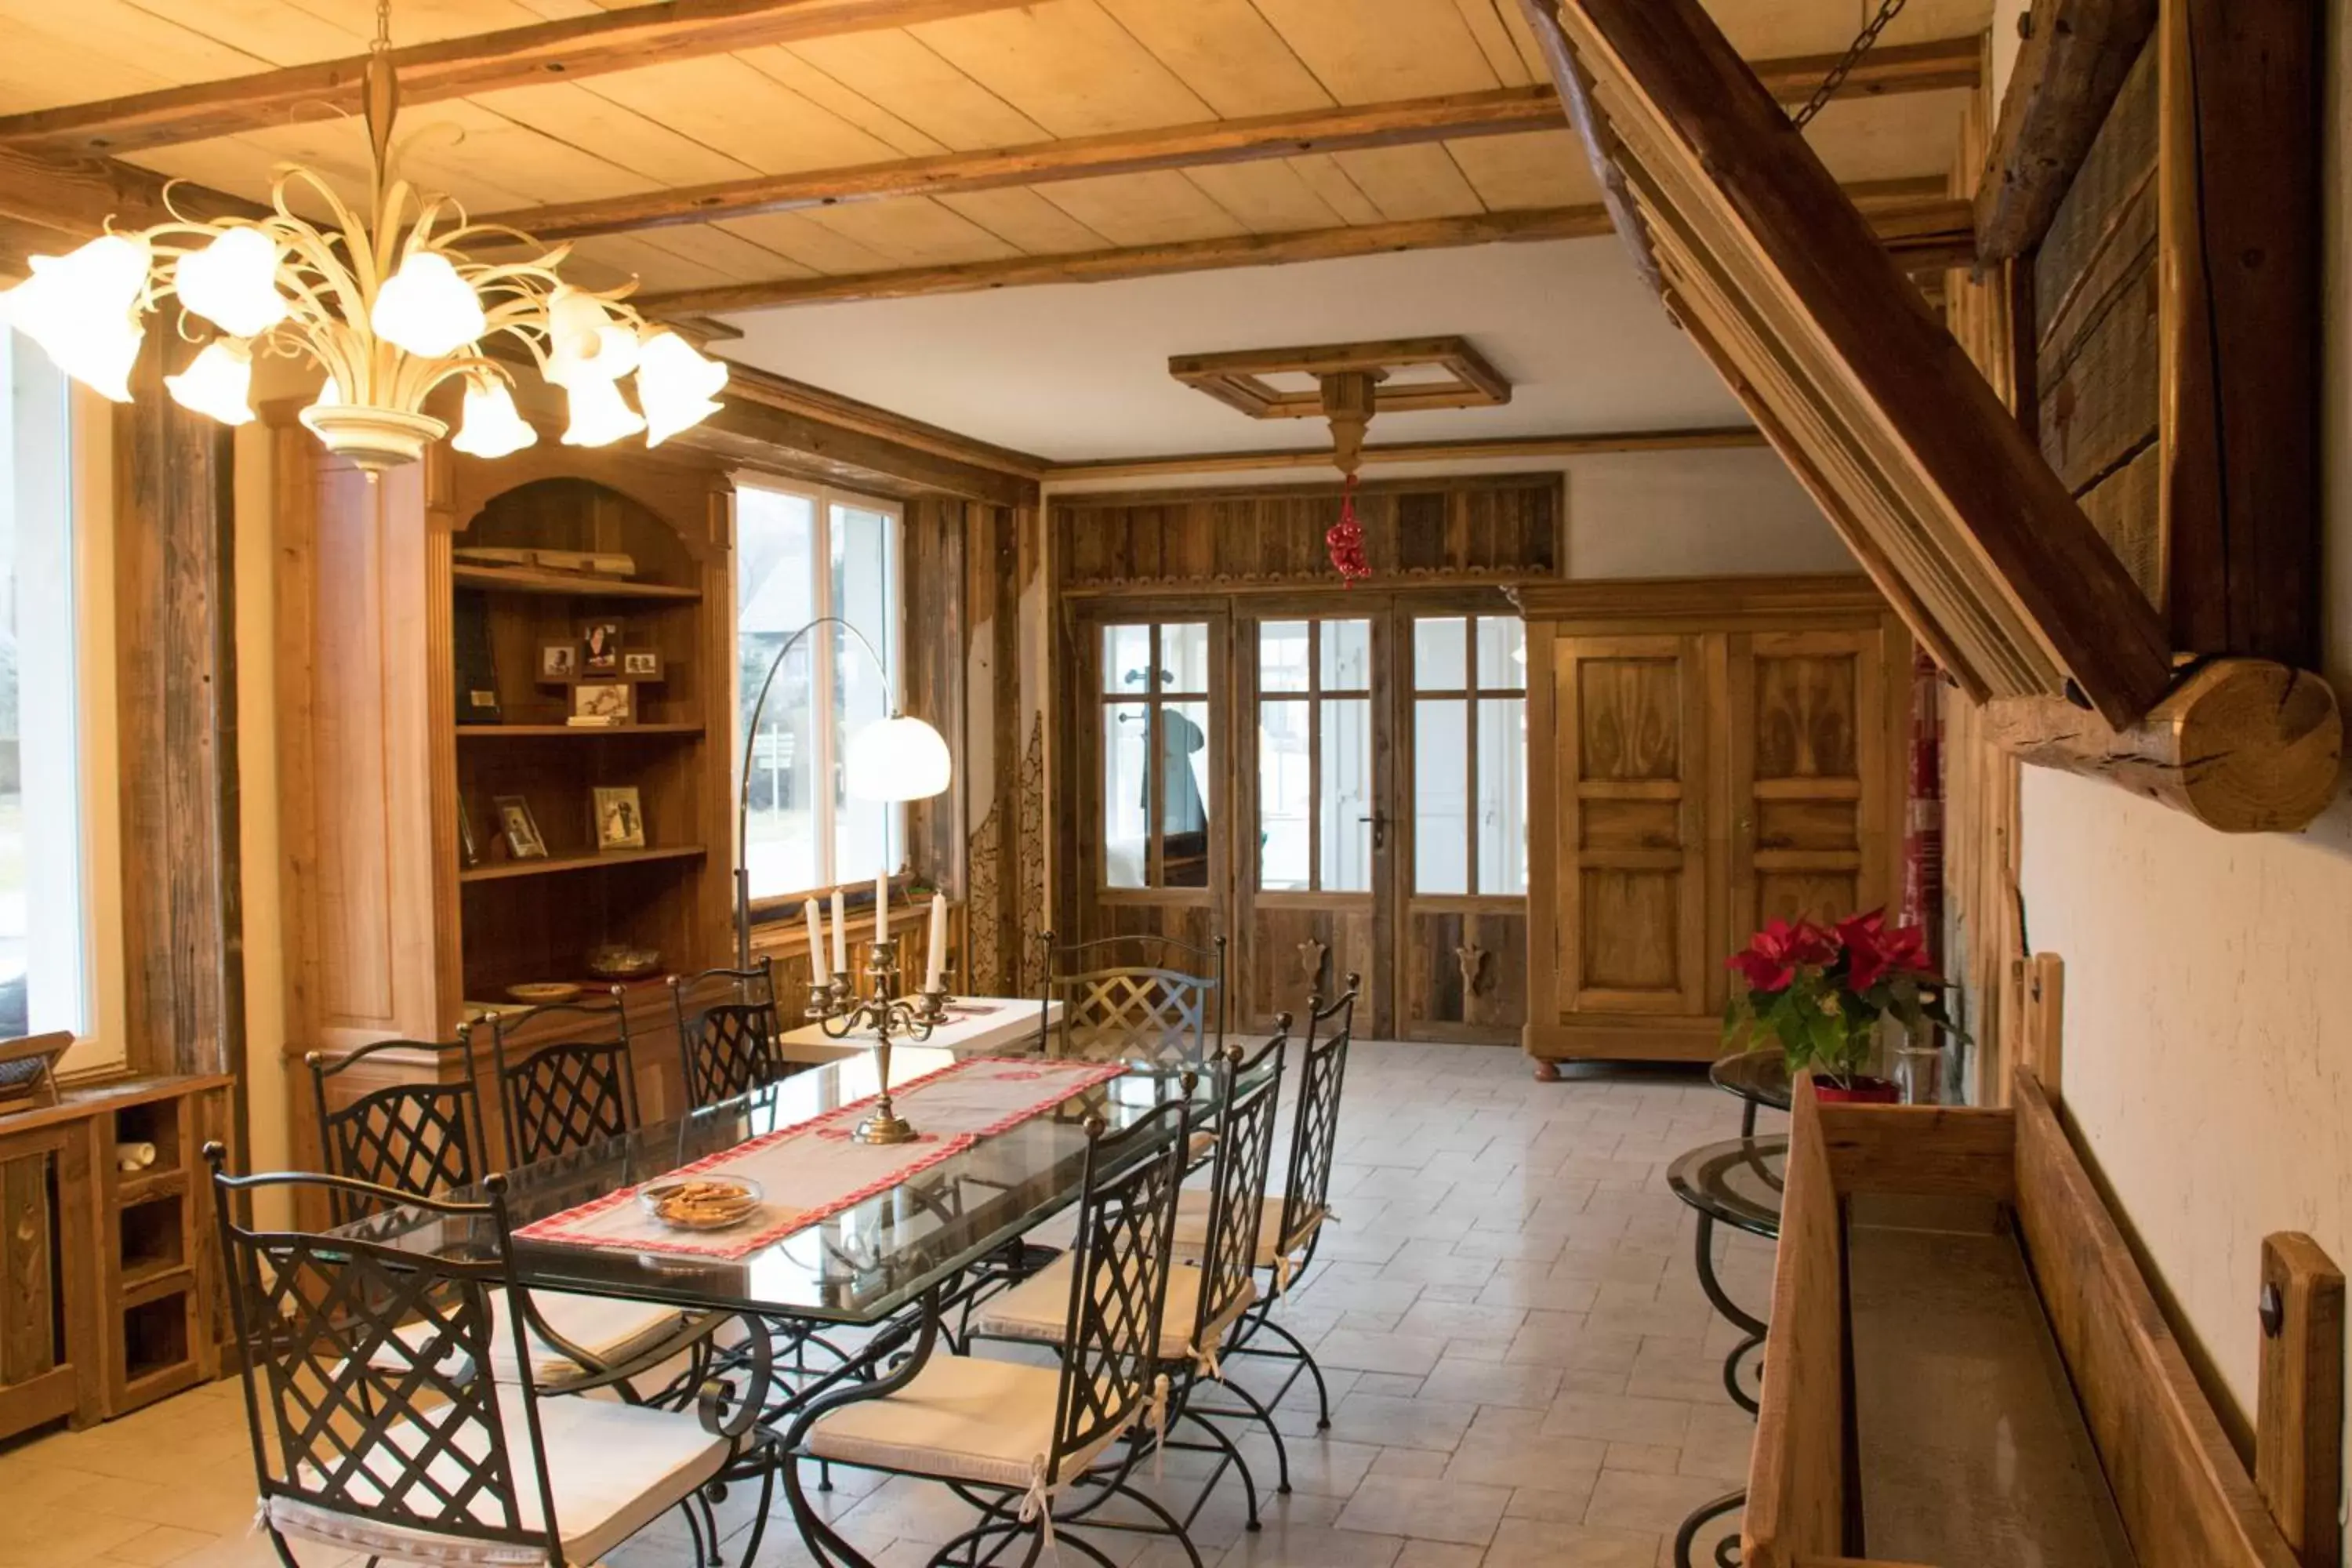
left=1742, top=1079, right=1847, bottom=1563
left=114, top=340, right=245, bottom=1086
left=1401, top=900, right=1526, bottom=1041
left=902, top=497, right=967, bottom=894
left=962, top=503, right=1023, bottom=995
left=2155, top=0, right=2321, bottom=667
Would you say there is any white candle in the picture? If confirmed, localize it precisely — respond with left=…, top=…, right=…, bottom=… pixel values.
left=804, top=898, right=828, bottom=984
left=874, top=871, right=889, bottom=945
left=829, top=887, right=847, bottom=974
left=926, top=893, right=947, bottom=992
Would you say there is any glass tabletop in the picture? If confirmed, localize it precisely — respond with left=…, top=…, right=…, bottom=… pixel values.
left=1666, top=1134, right=1788, bottom=1239
left=332, top=1044, right=1228, bottom=1327
left=1709, top=1047, right=1792, bottom=1111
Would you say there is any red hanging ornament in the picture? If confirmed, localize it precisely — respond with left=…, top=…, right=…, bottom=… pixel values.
left=1326, top=472, right=1371, bottom=585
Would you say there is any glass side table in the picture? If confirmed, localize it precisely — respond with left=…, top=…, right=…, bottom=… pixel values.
left=1708, top=1048, right=1791, bottom=1137
left=1666, top=1133, right=1787, bottom=1568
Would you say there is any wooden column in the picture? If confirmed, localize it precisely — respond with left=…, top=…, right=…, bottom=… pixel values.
left=113, top=339, right=245, bottom=1089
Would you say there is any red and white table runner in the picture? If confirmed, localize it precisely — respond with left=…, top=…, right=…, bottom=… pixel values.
left=514, top=1055, right=1127, bottom=1261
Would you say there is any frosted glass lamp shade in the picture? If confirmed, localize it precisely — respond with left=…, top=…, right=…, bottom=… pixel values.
left=173, top=229, right=286, bottom=338
left=372, top=252, right=485, bottom=357
left=844, top=715, right=952, bottom=803
left=545, top=285, right=640, bottom=387
left=635, top=330, right=728, bottom=446
left=1, top=234, right=153, bottom=401
left=165, top=339, right=256, bottom=426
left=561, top=374, right=644, bottom=447
left=452, top=379, right=537, bottom=458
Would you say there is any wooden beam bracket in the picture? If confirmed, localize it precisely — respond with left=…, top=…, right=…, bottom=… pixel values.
left=1984, top=658, right=2342, bottom=833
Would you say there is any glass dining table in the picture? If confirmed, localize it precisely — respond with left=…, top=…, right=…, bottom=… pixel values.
left=329, top=1039, right=1225, bottom=1564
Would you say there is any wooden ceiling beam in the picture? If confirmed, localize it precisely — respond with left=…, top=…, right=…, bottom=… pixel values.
left=0, top=0, right=1035, bottom=161
left=0, top=146, right=261, bottom=274
left=481, top=34, right=1980, bottom=241
left=1044, top=426, right=1767, bottom=485
left=640, top=183, right=1968, bottom=313
left=1975, top=0, right=2160, bottom=263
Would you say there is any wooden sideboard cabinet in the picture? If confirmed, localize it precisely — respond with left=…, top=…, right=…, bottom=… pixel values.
left=0, top=1073, right=233, bottom=1443
left=1519, top=576, right=1911, bottom=1066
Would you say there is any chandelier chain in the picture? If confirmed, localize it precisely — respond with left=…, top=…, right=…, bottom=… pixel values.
left=1792, top=0, right=1911, bottom=129
left=373, top=0, right=392, bottom=54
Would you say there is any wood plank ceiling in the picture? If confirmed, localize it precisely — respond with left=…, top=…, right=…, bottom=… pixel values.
left=0, top=0, right=1990, bottom=304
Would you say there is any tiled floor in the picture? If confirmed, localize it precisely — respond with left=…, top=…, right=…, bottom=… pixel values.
left=0, top=1041, right=1779, bottom=1568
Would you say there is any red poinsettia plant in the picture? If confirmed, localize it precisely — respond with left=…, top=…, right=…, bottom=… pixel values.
left=1722, top=909, right=1962, bottom=1090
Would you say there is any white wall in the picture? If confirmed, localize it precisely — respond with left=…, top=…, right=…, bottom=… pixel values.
left=2010, top=3, right=2352, bottom=1501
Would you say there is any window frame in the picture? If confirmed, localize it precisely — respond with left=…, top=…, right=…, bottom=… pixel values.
left=1254, top=616, right=1374, bottom=895
left=731, top=474, right=906, bottom=924
left=1095, top=619, right=1214, bottom=892
left=1408, top=612, right=1527, bottom=898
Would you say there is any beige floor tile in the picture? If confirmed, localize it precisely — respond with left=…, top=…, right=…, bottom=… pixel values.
left=1323, top=1391, right=1478, bottom=1451
left=1582, top=1468, right=1743, bottom=1534
left=1334, top=1475, right=1510, bottom=1545
left=95, top=1526, right=219, bottom=1567
left=1419, top=1354, right=1563, bottom=1410
left=1442, top=1431, right=1607, bottom=1493
left=1537, top=1392, right=1697, bottom=1448
left=1392, top=1541, right=1485, bottom=1568
left=1220, top=1520, right=1405, bottom=1568
left=1484, top=1517, right=1659, bottom=1568
left=1307, top=1329, right=1450, bottom=1377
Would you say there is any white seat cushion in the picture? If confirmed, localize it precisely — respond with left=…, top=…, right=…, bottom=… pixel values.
left=807, top=1352, right=1123, bottom=1489
left=1173, top=1190, right=1324, bottom=1269
left=265, top=1383, right=728, bottom=1566
left=392, top=1288, right=695, bottom=1384
left=971, top=1256, right=1254, bottom=1363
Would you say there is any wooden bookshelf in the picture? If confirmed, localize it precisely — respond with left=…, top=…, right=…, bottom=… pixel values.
left=459, top=845, right=710, bottom=884
left=459, top=723, right=704, bottom=739
left=453, top=562, right=703, bottom=601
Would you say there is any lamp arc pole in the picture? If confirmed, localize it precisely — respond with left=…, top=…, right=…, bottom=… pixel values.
left=735, top=615, right=894, bottom=970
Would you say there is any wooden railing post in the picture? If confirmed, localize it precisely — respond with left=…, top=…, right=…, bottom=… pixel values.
left=2256, top=1232, right=2344, bottom=1568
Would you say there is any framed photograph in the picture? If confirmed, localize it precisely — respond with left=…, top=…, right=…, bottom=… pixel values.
left=539, top=641, right=580, bottom=681
left=457, top=804, right=481, bottom=868
left=494, top=795, right=548, bottom=860
left=592, top=786, right=647, bottom=851
left=572, top=682, right=633, bottom=724
left=621, top=648, right=663, bottom=679
left=583, top=619, right=624, bottom=673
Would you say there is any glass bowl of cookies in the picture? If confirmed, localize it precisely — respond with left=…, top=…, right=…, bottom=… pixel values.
left=637, top=1175, right=762, bottom=1232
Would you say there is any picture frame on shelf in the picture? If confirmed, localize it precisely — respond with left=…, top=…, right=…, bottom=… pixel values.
left=621, top=648, right=662, bottom=679
left=0, top=1032, right=71, bottom=1112
left=592, top=786, right=647, bottom=851
left=572, top=682, right=633, bottom=726
left=583, top=619, right=624, bottom=674
left=540, top=641, right=581, bottom=681
left=457, top=804, right=480, bottom=868
left=494, top=795, right=549, bottom=860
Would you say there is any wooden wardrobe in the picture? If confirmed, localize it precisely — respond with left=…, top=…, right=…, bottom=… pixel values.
left=1520, top=576, right=1911, bottom=1067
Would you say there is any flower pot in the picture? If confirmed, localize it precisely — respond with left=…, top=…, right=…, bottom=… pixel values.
left=1813, top=1076, right=1901, bottom=1105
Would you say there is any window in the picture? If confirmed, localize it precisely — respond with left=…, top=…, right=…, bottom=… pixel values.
left=1258, top=619, right=1372, bottom=893
left=0, top=326, right=118, bottom=1067
left=1101, top=622, right=1211, bottom=889
left=735, top=479, right=902, bottom=906
left=1412, top=615, right=1526, bottom=895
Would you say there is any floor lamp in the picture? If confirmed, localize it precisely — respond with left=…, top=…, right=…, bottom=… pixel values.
left=735, top=615, right=951, bottom=970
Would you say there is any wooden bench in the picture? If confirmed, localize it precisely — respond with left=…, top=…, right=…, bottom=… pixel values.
left=1748, top=1049, right=2343, bottom=1566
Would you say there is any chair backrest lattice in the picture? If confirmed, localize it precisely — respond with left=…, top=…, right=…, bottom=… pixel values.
left=483, top=990, right=638, bottom=1168
left=306, top=1037, right=485, bottom=1225
left=1196, top=1023, right=1288, bottom=1352
left=1282, top=975, right=1358, bottom=1255
left=206, top=1152, right=562, bottom=1561
left=1051, top=1098, right=1190, bottom=1472
left=1040, top=932, right=1226, bottom=1067
left=670, top=959, right=790, bottom=1109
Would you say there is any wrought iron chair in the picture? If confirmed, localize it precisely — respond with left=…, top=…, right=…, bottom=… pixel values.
left=304, top=1035, right=713, bottom=1395
left=1037, top=930, right=1228, bottom=1067
left=1203, top=974, right=1357, bottom=1432
left=972, top=1025, right=1289, bottom=1534
left=670, top=957, right=797, bottom=1109
left=782, top=1097, right=1199, bottom=1568
left=477, top=988, right=640, bottom=1168
left=205, top=1147, right=775, bottom=1568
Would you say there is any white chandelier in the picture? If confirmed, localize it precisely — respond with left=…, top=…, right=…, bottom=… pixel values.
left=0, top=2, right=728, bottom=472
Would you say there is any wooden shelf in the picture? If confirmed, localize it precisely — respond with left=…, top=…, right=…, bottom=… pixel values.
left=454, top=564, right=701, bottom=601
left=458, top=724, right=704, bottom=739
left=460, top=845, right=710, bottom=884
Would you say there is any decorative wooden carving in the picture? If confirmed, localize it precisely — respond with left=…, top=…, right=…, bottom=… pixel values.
left=1535, top=0, right=2174, bottom=731
left=1169, top=338, right=1510, bottom=422
left=1298, top=939, right=1328, bottom=989
left=1454, top=944, right=1488, bottom=996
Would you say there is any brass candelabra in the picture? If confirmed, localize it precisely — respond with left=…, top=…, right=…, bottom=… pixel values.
left=808, top=937, right=951, bottom=1145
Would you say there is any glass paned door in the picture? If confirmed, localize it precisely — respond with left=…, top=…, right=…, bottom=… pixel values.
left=1097, top=621, right=1214, bottom=891
left=1240, top=613, right=1387, bottom=1032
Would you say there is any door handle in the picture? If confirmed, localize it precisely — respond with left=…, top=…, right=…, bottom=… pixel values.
left=1359, top=813, right=1388, bottom=850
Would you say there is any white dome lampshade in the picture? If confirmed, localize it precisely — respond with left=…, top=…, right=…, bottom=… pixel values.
left=173, top=228, right=286, bottom=338
left=635, top=330, right=728, bottom=446
left=165, top=339, right=256, bottom=426
left=561, top=373, right=645, bottom=447
left=844, top=714, right=952, bottom=803
left=372, top=251, right=485, bottom=358
left=544, top=285, right=641, bottom=387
